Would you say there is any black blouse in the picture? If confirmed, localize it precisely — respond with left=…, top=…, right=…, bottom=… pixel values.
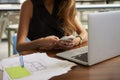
left=27, top=0, right=64, bottom=40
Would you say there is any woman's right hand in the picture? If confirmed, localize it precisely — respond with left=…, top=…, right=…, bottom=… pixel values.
left=38, top=35, right=60, bottom=50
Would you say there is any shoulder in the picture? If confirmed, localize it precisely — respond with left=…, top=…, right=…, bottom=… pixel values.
left=21, top=0, right=33, bottom=13
left=21, top=0, right=32, bottom=9
left=20, top=0, right=33, bottom=18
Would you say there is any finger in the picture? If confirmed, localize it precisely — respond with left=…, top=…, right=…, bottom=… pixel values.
left=50, top=35, right=60, bottom=40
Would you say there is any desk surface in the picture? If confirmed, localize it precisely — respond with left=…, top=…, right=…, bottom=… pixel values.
left=50, top=56, right=120, bottom=80
left=0, top=43, right=120, bottom=80
left=76, top=4, right=120, bottom=10
left=0, top=4, right=21, bottom=11
left=76, top=0, right=106, bottom=3
left=48, top=42, right=120, bottom=80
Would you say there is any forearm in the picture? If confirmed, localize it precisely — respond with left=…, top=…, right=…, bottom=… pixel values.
left=74, top=17, right=88, bottom=43
left=17, top=38, right=45, bottom=53
left=79, top=30, right=88, bottom=43
left=19, top=49, right=39, bottom=55
left=17, top=36, right=59, bottom=53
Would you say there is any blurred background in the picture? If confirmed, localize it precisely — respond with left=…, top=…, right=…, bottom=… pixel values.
left=0, top=0, right=120, bottom=60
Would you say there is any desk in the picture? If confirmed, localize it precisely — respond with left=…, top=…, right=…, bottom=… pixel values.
left=76, top=4, right=120, bottom=11
left=76, top=0, right=106, bottom=4
left=0, top=4, right=21, bottom=11
left=50, top=56, right=120, bottom=80
left=0, top=42, right=120, bottom=80
left=76, top=0, right=120, bottom=4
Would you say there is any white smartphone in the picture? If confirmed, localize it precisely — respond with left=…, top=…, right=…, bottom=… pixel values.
left=60, top=35, right=75, bottom=41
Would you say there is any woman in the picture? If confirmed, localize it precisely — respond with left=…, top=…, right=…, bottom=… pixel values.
left=16, top=0, right=88, bottom=55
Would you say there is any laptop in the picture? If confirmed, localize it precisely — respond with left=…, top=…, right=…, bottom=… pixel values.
left=56, top=11, right=120, bottom=66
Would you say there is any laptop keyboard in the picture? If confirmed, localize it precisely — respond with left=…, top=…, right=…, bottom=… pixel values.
left=71, top=52, right=88, bottom=62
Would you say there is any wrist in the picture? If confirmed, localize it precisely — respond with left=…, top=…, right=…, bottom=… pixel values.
left=76, top=35, right=83, bottom=45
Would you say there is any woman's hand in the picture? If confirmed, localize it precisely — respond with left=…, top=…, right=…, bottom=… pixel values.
left=38, top=35, right=59, bottom=50
left=56, top=37, right=80, bottom=50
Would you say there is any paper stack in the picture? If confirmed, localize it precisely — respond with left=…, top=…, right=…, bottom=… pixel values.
left=0, top=53, right=76, bottom=80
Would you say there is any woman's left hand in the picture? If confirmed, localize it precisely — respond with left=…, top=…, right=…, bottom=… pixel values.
left=56, top=37, right=80, bottom=50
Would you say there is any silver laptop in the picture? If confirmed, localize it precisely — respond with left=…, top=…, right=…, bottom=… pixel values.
left=56, top=11, right=120, bottom=66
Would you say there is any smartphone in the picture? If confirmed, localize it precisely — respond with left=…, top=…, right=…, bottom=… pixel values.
left=60, top=35, right=75, bottom=41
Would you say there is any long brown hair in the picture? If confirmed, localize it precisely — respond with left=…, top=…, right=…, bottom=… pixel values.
left=57, top=0, right=77, bottom=36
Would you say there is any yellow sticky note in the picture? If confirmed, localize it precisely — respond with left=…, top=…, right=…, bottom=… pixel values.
left=5, top=66, right=31, bottom=79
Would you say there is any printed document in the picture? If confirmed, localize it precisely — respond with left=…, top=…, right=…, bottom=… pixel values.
left=0, top=53, right=76, bottom=80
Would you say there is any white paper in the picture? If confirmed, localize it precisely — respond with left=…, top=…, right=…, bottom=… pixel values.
left=0, top=53, right=76, bottom=80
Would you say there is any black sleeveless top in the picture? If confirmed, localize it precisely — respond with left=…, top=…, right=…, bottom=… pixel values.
left=27, top=0, right=64, bottom=40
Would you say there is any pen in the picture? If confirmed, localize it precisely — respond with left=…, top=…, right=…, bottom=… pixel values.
left=19, top=55, right=24, bottom=68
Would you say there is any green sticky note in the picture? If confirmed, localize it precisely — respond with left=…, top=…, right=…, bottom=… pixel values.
left=5, top=66, right=31, bottom=79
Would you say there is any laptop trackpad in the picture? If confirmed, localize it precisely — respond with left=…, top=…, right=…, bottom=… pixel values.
left=71, top=53, right=88, bottom=62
